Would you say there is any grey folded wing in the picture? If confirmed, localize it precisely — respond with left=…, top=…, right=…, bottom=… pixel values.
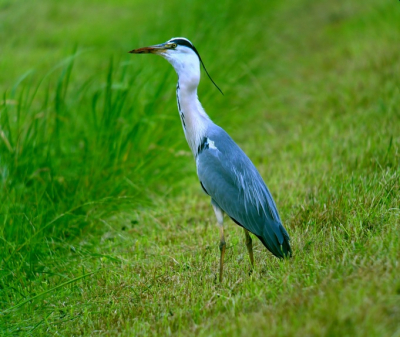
left=196, top=130, right=291, bottom=257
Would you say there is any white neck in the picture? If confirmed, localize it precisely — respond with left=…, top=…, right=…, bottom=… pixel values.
left=164, top=51, right=212, bottom=155
left=176, top=80, right=211, bottom=155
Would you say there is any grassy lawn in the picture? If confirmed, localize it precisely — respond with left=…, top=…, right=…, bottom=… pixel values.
left=1, top=0, right=399, bottom=335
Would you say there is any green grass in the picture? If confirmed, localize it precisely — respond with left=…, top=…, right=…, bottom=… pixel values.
left=1, top=0, right=399, bottom=335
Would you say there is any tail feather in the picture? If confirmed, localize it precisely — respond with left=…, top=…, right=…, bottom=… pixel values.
left=230, top=216, right=292, bottom=258
left=258, top=222, right=292, bottom=258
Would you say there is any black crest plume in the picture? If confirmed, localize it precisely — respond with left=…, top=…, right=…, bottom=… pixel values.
left=169, top=38, right=224, bottom=95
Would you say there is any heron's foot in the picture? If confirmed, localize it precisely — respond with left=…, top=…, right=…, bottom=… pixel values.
left=248, top=268, right=254, bottom=277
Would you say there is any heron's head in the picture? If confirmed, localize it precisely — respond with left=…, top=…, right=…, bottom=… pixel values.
left=130, top=37, right=223, bottom=94
left=130, top=37, right=199, bottom=70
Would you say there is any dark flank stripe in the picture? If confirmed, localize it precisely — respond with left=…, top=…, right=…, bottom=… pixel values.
left=197, top=137, right=209, bottom=156
left=230, top=216, right=244, bottom=228
left=200, top=181, right=209, bottom=195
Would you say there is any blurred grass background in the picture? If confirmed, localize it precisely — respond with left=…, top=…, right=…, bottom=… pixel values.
left=0, top=0, right=399, bottom=335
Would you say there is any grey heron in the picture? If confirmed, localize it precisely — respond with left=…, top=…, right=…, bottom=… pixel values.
left=130, top=37, right=291, bottom=282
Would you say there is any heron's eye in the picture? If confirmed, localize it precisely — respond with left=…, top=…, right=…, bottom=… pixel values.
left=170, top=43, right=177, bottom=49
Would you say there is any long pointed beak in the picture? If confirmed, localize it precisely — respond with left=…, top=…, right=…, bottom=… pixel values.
left=129, top=43, right=167, bottom=54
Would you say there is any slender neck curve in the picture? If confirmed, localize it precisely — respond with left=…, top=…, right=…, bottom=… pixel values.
left=176, top=76, right=211, bottom=155
left=163, top=50, right=212, bottom=156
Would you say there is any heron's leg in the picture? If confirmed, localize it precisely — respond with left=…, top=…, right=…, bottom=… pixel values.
left=243, top=229, right=254, bottom=268
left=212, top=202, right=225, bottom=283
left=218, top=224, right=226, bottom=282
